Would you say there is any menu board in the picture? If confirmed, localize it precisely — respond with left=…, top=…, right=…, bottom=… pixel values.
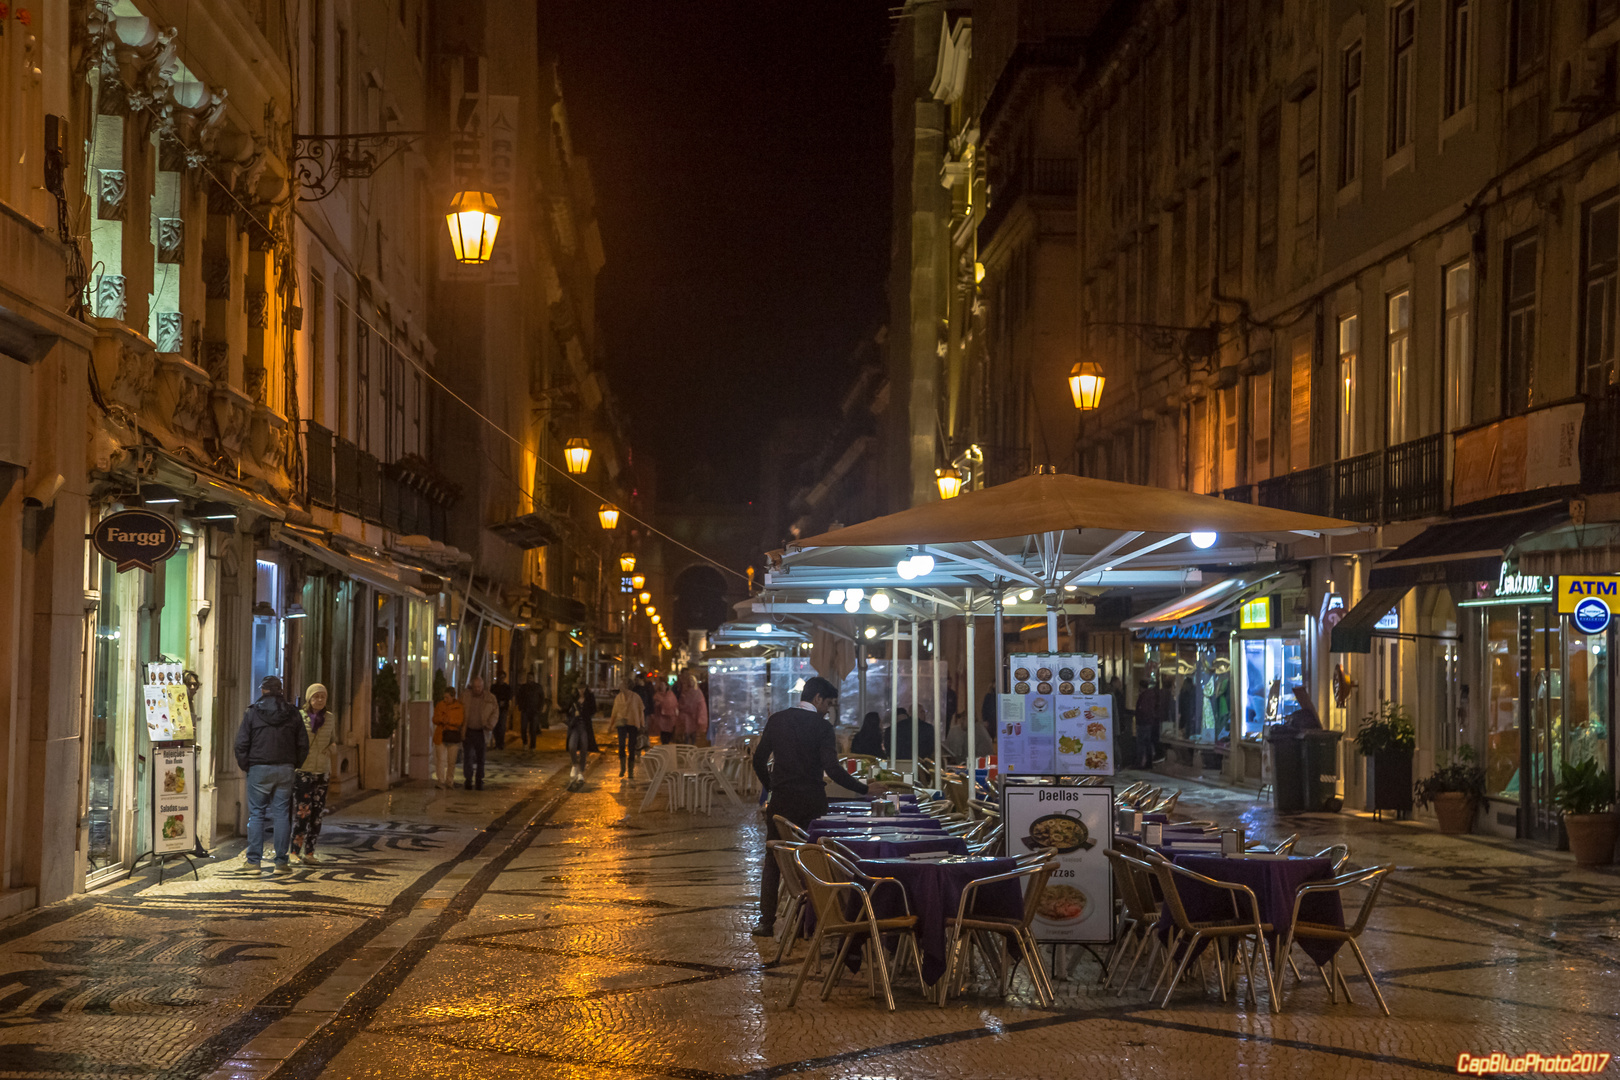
left=1003, top=784, right=1114, bottom=944
left=1002, top=653, right=1110, bottom=776
left=143, top=683, right=195, bottom=743
left=153, top=745, right=196, bottom=855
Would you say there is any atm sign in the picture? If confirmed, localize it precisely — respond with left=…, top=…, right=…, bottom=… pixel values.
left=1557, top=575, right=1620, bottom=614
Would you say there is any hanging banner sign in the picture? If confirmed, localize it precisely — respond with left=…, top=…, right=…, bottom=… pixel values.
left=1003, top=784, right=1114, bottom=944
left=153, top=744, right=196, bottom=855
left=92, top=510, right=179, bottom=572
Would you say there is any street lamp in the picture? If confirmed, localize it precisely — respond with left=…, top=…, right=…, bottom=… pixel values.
left=619, top=551, right=637, bottom=573
left=631, top=573, right=646, bottom=590
left=651, top=614, right=661, bottom=624
left=638, top=590, right=651, bottom=604
left=646, top=605, right=656, bottom=617
left=445, top=191, right=502, bottom=264
left=935, top=466, right=963, bottom=500
left=1068, top=362, right=1106, bottom=411
left=597, top=503, right=620, bottom=530
left=564, top=438, right=592, bottom=474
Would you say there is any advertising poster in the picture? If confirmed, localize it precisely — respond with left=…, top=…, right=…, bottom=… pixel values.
left=1003, top=784, right=1114, bottom=944
left=142, top=683, right=194, bottom=743
left=1003, top=653, right=1107, bottom=776
left=153, top=745, right=195, bottom=855
left=997, top=694, right=1028, bottom=771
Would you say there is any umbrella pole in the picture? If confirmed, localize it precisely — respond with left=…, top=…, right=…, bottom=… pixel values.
left=965, top=588, right=976, bottom=779
left=993, top=582, right=1005, bottom=694
left=857, top=638, right=867, bottom=734
left=1047, top=597, right=1059, bottom=653
left=932, top=614, right=942, bottom=786
left=909, top=619, right=919, bottom=778
left=889, top=620, right=899, bottom=775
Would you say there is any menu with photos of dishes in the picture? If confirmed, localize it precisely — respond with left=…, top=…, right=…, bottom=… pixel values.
left=1001, top=653, right=1111, bottom=776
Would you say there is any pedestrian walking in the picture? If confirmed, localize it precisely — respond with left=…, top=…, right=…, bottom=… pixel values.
left=611, top=682, right=646, bottom=780
left=291, top=683, right=335, bottom=863
left=431, top=685, right=464, bottom=788
left=234, top=675, right=308, bottom=875
left=490, top=669, right=513, bottom=750
left=652, top=681, right=678, bottom=743
left=461, top=675, right=499, bottom=789
left=516, top=673, right=546, bottom=748
left=749, top=676, right=880, bottom=937
left=676, top=671, right=707, bottom=745
left=565, top=686, right=595, bottom=789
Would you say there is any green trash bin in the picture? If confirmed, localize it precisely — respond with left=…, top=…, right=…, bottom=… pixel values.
left=1266, top=724, right=1305, bottom=813
left=1300, top=729, right=1345, bottom=812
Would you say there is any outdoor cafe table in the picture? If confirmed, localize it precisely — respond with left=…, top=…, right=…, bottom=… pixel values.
left=805, top=822, right=948, bottom=845
left=850, top=856, right=1025, bottom=985
left=823, top=834, right=970, bottom=859
left=1151, top=854, right=1343, bottom=967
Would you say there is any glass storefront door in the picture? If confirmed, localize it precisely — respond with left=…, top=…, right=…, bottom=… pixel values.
left=1238, top=636, right=1303, bottom=740
left=88, top=557, right=139, bottom=883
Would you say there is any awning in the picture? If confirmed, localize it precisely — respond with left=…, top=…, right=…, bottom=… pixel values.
left=532, top=585, right=587, bottom=625
left=1367, top=505, right=1567, bottom=589
left=1124, top=570, right=1292, bottom=631
left=463, top=588, right=521, bottom=630
left=1328, top=586, right=1409, bottom=654
left=277, top=528, right=428, bottom=599
left=487, top=510, right=563, bottom=549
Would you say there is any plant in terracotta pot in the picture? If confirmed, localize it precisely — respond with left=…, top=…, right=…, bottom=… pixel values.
left=1414, top=745, right=1485, bottom=834
left=1353, top=700, right=1416, bottom=816
left=1553, top=759, right=1618, bottom=866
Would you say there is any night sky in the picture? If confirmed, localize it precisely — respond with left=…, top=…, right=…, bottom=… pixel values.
left=539, top=1, right=894, bottom=504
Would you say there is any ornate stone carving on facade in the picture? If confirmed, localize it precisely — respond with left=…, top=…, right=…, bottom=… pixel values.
left=202, top=340, right=229, bottom=383
left=106, top=343, right=155, bottom=413
left=154, top=311, right=183, bottom=354
left=203, top=256, right=231, bottom=300
left=157, top=217, right=183, bottom=263
left=246, top=287, right=268, bottom=329
left=72, top=0, right=120, bottom=84
left=95, top=274, right=126, bottom=320
left=210, top=387, right=254, bottom=456
left=153, top=354, right=212, bottom=439
left=251, top=406, right=290, bottom=474
left=243, top=364, right=266, bottom=403
left=96, top=169, right=126, bottom=220
left=173, top=378, right=210, bottom=437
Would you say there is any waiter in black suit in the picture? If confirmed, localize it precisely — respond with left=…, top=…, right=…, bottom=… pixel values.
left=749, top=676, right=879, bottom=937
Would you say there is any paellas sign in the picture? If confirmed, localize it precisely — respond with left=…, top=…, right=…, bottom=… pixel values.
left=93, top=510, right=179, bottom=572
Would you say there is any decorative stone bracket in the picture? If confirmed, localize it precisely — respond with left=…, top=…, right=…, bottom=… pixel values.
left=210, top=384, right=254, bottom=456
left=89, top=323, right=156, bottom=414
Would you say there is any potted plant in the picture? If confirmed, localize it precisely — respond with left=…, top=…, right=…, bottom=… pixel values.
left=1353, top=700, right=1416, bottom=817
left=362, top=663, right=400, bottom=790
left=1553, top=759, right=1618, bottom=866
left=1414, top=745, right=1486, bottom=834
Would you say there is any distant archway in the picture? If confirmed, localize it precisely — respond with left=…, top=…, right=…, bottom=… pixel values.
left=673, top=564, right=729, bottom=634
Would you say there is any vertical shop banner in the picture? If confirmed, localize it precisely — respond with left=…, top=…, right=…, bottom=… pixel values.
left=1001, top=653, right=1108, bottom=776
left=1003, top=784, right=1114, bottom=944
left=153, top=745, right=195, bottom=855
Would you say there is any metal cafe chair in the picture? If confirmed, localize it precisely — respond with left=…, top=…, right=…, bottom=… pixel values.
left=966, top=823, right=1005, bottom=856
left=1275, top=865, right=1395, bottom=1016
left=939, top=858, right=1060, bottom=1007
left=1150, top=859, right=1278, bottom=1009
left=773, top=815, right=811, bottom=843
left=1310, top=843, right=1352, bottom=873
left=1101, top=849, right=1162, bottom=994
left=1245, top=832, right=1300, bottom=855
left=767, top=840, right=813, bottom=965
left=788, top=847, right=921, bottom=1011
left=818, top=836, right=864, bottom=864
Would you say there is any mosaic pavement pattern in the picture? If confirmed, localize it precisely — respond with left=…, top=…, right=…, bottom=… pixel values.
left=0, top=743, right=1615, bottom=1079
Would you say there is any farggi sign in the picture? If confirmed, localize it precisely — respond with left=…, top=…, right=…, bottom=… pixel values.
left=1557, top=575, right=1620, bottom=615
left=93, top=509, right=180, bottom=572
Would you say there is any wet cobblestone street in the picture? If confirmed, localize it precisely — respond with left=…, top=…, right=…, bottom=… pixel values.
left=2, top=734, right=1617, bottom=1079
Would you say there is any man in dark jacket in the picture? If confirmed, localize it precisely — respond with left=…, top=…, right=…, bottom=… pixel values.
left=235, top=675, right=309, bottom=874
left=749, top=676, right=879, bottom=937
left=515, top=673, right=547, bottom=748
left=490, top=669, right=513, bottom=750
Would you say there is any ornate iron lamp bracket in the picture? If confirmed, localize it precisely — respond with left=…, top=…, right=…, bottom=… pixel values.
left=290, top=131, right=425, bottom=201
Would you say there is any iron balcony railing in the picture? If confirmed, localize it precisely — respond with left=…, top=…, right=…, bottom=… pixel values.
left=1255, top=433, right=1443, bottom=522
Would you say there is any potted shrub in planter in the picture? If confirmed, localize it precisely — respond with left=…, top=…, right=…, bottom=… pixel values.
left=1414, top=745, right=1486, bottom=834
left=362, top=663, right=400, bottom=791
left=1553, top=759, right=1618, bottom=866
left=1353, top=700, right=1416, bottom=818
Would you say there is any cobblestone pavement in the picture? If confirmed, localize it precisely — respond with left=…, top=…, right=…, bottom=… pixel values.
left=2, top=748, right=1617, bottom=1080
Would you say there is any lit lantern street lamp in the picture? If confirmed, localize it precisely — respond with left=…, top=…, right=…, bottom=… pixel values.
left=638, top=591, right=651, bottom=604
left=564, top=438, right=592, bottom=474
left=935, top=466, right=963, bottom=500
left=1068, top=362, right=1106, bottom=411
left=445, top=190, right=502, bottom=265
left=652, top=614, right=661, bottom=624
left=631, top=573, right=646, bottom=590
left=619, top=551, right=637, bottom=573
left=645, top=605, right=656, bottom=617
left=597, top=503, right=620, bottom=530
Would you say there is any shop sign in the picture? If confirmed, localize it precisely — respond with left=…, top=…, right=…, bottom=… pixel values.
left=1239, top=597, right=1273, bottom=630
left=1374, top=607, right=1400, bottom=631
left=92, top=509, right=179, bottom=572
left=1495, top=569, right=1551, bottom=599
left=1556, top=574, right=1620, bottom=614
left=1571, top=597, right=1612, bottom=635
left=1134, top=621, right=1218, bottom=641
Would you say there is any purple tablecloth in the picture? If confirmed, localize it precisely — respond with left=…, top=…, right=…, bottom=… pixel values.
left=855, top=857, right=1024, bottom=984
left=810, top=814, right=944, bottom=832
left=824, top=835, right=970, bottom=859
left=1153, top=855, right=1343, bottom=966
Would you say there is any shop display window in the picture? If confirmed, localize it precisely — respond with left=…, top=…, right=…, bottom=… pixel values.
left=1240, top=637, right=1303, bottom=739
left=1484, top=609, right=1521, bottom=799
